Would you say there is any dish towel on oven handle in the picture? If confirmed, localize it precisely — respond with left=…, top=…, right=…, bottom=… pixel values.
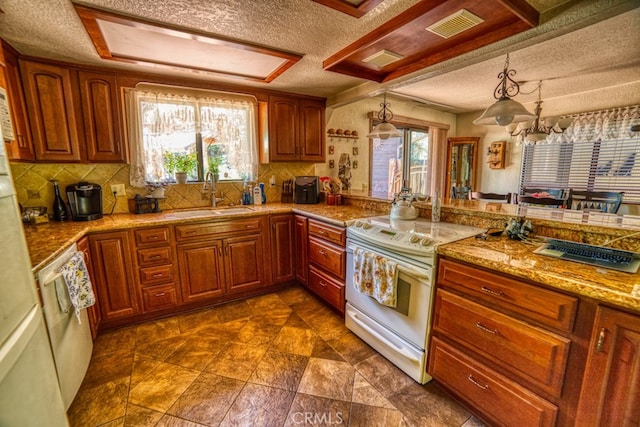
left=58, top=251, right=96, bottom=324
left=353, top=246, right=399, bottom=307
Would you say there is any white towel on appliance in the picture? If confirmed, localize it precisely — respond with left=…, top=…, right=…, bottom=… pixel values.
left=54, top=277, right=71, bottom=314
left=58, top=251, right=96, bottom=323
left=352, top=247, right=398, bottom=307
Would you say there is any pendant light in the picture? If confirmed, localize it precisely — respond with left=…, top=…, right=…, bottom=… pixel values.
left=367, top=93, right=402, bottom=140
left=473, top=54, right=537, bottom=126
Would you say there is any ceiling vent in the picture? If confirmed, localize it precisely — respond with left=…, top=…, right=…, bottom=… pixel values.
left=426, top=9, right=484, bottom=39
left=363, top=49, right=404, bottom=67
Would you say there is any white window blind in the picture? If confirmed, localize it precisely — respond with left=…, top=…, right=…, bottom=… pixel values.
left=520, top=106, right=640, bottom=203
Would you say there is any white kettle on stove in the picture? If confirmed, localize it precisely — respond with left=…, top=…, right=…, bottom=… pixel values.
left=390, top=187, right=418, bottom=220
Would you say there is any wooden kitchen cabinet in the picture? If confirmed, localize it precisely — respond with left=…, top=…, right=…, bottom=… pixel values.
left=429, top=257, right=590, bottom=427
left=270, top=214, right=295, bottom=284
left=20, top=60, right=83, bottom=162
left=177, top=240, right=225, bottom=304
left=294, top=214, right=308, bottom=284
left=1, top=42, right=34, bottom=161
left=89, top=231, right=139, bottom=323
left=224, top=233, right=266, bottom=294
left=78, top=70, right=126, bottom=162
left=575, top=306, right=640, bottom=426
left=268, top=95, right=325, bottom=162
left=76, top=236, right=101, bottom=339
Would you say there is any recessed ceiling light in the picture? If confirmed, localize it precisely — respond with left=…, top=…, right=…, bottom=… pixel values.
left=363, top=49, right=404, bottom=67
left=426, top=9, right=484, bottom=39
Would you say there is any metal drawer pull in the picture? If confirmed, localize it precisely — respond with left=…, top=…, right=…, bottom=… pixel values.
left=154, top=292, right=166, bottom=297
left=185, top=231, right=197, bottom=235
left=480, top=285, right=503, bottom=296
left=318, top=230, right=328, bottom=235
left=148, top=236, right=159, bottom=240
left=319, top=281, right=327, bottom=287
left=596, top=328, right=606, bottom=352
left=149, top=255, right=161, bottom=260
left=475, top=322, right=497, bottom=334
left=152, top=273, right=164, bottom=278
left=467, top=375, right=489, bottom=390
left=318, top=250, right=327, bottom=256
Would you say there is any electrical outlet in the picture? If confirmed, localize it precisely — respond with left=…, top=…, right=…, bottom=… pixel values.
left=110, top=184, right=126, bottom=197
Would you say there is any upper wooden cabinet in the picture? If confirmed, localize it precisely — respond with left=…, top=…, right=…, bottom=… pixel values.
left=576, top=306, right=640, bottom=426
left=268, top=95, right=325, bottom=162
left=19, top=60, right=84, bottom=162
left=1, top=43, right=34, bottom=161
left=78, top=71, right=126, bottom=162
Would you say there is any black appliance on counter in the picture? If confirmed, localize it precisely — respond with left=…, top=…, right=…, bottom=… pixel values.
left=66, top=182, right=103, bottom=221
left=294, top=176, right=319, bottom=204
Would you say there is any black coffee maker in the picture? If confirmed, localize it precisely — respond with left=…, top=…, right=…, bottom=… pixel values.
left=66, top=182, right=103, bottom=221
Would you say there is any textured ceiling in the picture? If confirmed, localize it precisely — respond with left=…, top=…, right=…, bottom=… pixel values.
left=0, top=0, right=638, bottom=117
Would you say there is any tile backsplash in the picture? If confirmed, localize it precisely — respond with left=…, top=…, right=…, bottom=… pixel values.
left=10, top=162, right=316, bottom=214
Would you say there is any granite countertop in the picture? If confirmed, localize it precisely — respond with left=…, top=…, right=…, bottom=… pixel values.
left=438, top=235, right=640, bottom=314
left=23, top=203, right=383, bottom=273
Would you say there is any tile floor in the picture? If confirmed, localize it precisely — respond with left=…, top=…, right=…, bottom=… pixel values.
left=68, top=286, right=485, bottom=426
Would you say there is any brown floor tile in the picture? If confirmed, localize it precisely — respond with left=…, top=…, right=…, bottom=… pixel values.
left=277, top=286, right=314, bottom=305
left=271, top=326, right=318, bottom=356
left=219, top=383, right=295, bottom=427
left=99, top=418, right=125, bottom=427
left=389, top=382, right=471, bottom=427
left=328, top=331, right=375, bottom=365
left=164, top=336, right=225, bottom=370
left=130, top=354, right=161, bottom=388
left=67, top=377, right=130, bottom=427
left=352, top=372, right=396, bottom=409
left=246, top=293, right=290, bottom=311
left=128, top=362, right=200, bottom=412
left=92, top=326, right=136, bottom=358
left=123, top=404, right=163, bottom=427
left=355, top=353, right=414, bottom=398
left=302, top=310, right=350, bottom=341
left=233, top=319, right=282, bottom=346
left=349, top=403, right=404, bottom=427
left=251, top=306, right=294, bottom=327
left=283, top=312, right=312, bottom=329
left=310, top=340, right=346, bottom=362
left=205, top=342, right=269, bottom=381
left=248, top=350, right=309, bottom=391
left=156, top=414, right=208, bottom=426
left=195, top=317, right=247, bottom=342
left=134, top=335, right=187, bottom=361
left=297, top=357, right=355, bottom=401
left=214, top=300, right=254, bottom=322
left=462, top=415, right=488, bottom=426
left=175, top=307, right=220, bottom=335
left=284, top=393, right=351, bottom=427
left=80, top=350, right=134, bottom=390
left=167, top=372, right=245, bottom=426
left=135, top=317, right=181, bottom=345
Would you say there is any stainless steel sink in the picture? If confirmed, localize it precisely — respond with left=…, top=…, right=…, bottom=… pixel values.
left=170, top=206, right=254, bottom=218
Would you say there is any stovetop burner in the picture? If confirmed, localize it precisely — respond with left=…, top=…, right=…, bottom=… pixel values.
left=347, top=216, right=484, bottom=261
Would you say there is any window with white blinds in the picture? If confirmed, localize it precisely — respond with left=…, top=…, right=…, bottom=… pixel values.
left=519, top=106, right=640, bottom=203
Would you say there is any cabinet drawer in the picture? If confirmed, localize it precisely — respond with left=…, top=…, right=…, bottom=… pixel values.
left=308, top=236, right=345, bottom=279
left=308, top=265, right=344, bottom=312
left=141, top=284, right=178, bottom=312
left=438, top=258, right=578, bottom=332
left=137, top=246, right=172, bottom=266
left=134, top=227, right=171, bottom=246
left=308, top=219, right=345, bottom=246
left=430, top=337, right=558, bottom=427
left=175, top=218, right=262, bottom=241
left=139, top=264, right=175, bottom=286
left=434, top=289, right=570, bottom=397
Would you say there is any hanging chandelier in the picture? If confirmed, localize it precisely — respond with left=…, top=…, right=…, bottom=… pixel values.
left=473, top=53, right=537, bottom=126
left=506, top=81, right=573, bottom=143
left=367, top=93, right=402, bottom=140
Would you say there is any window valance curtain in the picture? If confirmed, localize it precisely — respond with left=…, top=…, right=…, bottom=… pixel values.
left=126, top=87, right=258, bottom=188
left=546, top=105, right=640, bottom=144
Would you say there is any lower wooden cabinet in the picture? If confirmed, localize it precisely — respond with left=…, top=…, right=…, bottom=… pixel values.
left=270, top=214, right=295, bottom=284
left=89, top=231, right=139, bottom=322
left=224, top=233, right=266, bottom=294
left=294, top=215, right=308, bottom=285
left=576, top=306, right=640, bottom=426
left=76, top=236, right=100, bottom=339
left=177, top=241, right=226, bottom=304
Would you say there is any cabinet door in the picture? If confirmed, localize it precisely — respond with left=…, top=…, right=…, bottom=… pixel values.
left=78, top=71, right=126, bottom=162
left=89, top=231, right=139, bottom=321
left=299, top=99, right=325, bottom=162
left=268, top=95, right=298, bottom=161
left=177, top=241, right=225, bottom=304
left=270, top=214, right=295, bottom=283
left=224, top=234, right=266, bottom=294
left=2, top=44, right=34, bottom=161
left=294, top=215, right=308, bottom=285
left=20, top=60, right=83, bottom=162
left=77, top=236, right=100, bottom=339
left=576, top=306, right=640, bottom=426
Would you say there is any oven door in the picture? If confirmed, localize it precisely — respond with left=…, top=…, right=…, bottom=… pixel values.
left=345, top=241, right=433, bottom=350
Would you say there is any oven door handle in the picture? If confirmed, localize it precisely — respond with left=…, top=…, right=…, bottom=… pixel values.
left=348, top=309, right=420, bottom=365
left=348, top=244, right=432, bottom=281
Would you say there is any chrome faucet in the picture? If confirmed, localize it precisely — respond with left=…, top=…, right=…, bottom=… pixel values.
left=203, top=171, right=224, bottom=207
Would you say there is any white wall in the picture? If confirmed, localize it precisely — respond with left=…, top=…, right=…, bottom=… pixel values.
left=316, top=97, right=457, bottom=194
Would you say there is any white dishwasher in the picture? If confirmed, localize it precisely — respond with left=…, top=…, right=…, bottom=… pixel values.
left=37, top=243, right=93, bottom=409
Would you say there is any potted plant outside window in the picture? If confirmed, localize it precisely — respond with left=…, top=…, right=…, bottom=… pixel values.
left=163, top=152, right=198, bottom=184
